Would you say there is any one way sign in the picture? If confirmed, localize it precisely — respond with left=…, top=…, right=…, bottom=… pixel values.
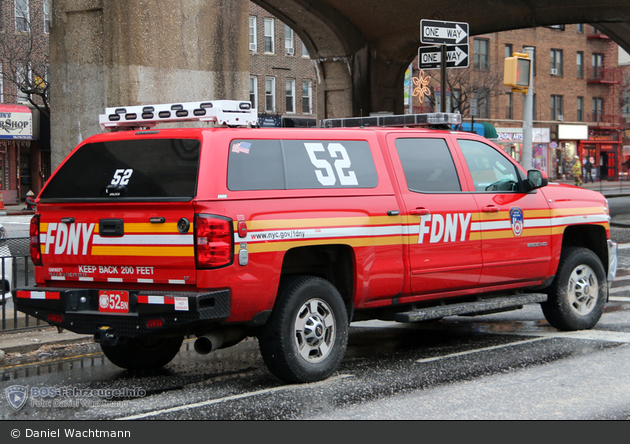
left=420, top=20, right=469, bottom=45
left=419, top=45, right=469, bottom=69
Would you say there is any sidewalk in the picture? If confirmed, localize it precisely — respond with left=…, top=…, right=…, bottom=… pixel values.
left=0, top=203, right=36, bottom=217
left=2, top=180, right=630, bottom=364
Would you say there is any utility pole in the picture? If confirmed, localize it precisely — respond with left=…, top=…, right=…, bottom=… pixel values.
left=521, top=47, right=535, bottom=170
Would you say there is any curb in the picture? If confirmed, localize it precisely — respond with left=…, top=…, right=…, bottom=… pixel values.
left=0, top=336, right=94, bottom=355
left=0, top=327, right=94, bottom=363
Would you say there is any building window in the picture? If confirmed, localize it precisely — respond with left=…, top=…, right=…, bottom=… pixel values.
left=474, top=88, right=490, bottom=118
left=577, top=96, right=584, bottom=121
left=249, top=76, right=258, bottom=111
left=550, top=49, right=563, bottom=76
left=549, top=25, right=565, bottom=30
left=506, top=92, right=513, bottom=119
left=285, top=25, right=294, bottom=55
left=265, top=77, right=276, bottom=112
left=452, top=89, right=462, bottom=114
left=550, top=95, right=563, bottom=121
left=286, top=79, right=295, bottom=113
left=474, top=38, right=489, bottom=70
left=43, top=67, right=49, bottom=101
left=622, top=90, right=630, bottom=114
left=16, top=63, right=31, bottom=104
left=576, top=52, right=584, bottom=78
left=592, top=53, right=603, bottom=79
left=302, top=42, right=309, bottom=58
left=0, top=62, right=3, bottom=103
left=505, top=44, right=513, bottom=59
left=43, top=0, right=50, bottom=33
left=576, top=24, right=584, bottom=33
left=15, top=0, right=29, bottom=32
left=592, top=97, right=603, bottom=121
left=302, top=80, right=312, bottom=114
left=264, top=18, right=275, bottom=54
left=523, top=46, right=536, bottom=76
left=249, top=16, right=257, bottom=52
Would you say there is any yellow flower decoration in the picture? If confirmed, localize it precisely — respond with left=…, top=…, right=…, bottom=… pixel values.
left=413, top=70, right=431, bottom=100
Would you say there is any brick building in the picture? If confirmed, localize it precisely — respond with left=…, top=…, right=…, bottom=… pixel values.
left=0, top=0, right=51, bottom=205
left=248, top=3, right=317, bottom=127
left=412, top=24, right=626, bottom=180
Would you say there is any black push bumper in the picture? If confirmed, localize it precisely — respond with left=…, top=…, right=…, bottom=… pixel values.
left=13, top=287, right=230, bottom=340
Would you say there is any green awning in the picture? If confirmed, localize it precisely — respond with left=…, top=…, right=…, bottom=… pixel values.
left=480, top=122, right=498, bottom=139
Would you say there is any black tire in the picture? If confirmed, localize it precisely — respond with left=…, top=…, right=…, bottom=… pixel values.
left=100, top=335, right=184, bottom=370
left=258, top=276, right=348, bottom=383
left=542, top=247, right=607, bottom=331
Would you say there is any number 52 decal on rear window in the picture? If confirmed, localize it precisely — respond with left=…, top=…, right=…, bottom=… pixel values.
left=111, top=169, right=134, bottom=186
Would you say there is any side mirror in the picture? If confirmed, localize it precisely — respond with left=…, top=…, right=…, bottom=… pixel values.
left=527, top=169, right=548, bottom=190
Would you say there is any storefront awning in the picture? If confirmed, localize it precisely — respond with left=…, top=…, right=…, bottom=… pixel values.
left=455, top=122, right=498, bottom=139
left=480, top=122, right=498, bottom=139
left=0, top=104, right=33, bottom=140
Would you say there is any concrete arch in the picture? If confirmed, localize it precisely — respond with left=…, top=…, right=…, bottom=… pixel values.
left=252, top=0, right=630, bottom=118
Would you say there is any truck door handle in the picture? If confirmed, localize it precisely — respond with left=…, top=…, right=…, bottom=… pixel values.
left=482, top=205, right=499, bottom=213
left=99, top=218, right=124, bottom=237
left=409, top=208, right=430, bottom=216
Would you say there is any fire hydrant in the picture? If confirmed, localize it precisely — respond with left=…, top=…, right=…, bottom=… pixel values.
left=25, top=190, right=36, bottom=211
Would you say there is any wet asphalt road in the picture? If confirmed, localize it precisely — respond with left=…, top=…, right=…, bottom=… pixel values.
left=2, top=214, right=630, bottom=420
left=3, top=277, right=630, bottom=420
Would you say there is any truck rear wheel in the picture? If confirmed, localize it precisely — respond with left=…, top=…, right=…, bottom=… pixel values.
left=101, top=336, right=184, bottom=370
left=258, top=276, right=348, bottom=383
left=542, top=247, right=607, bottom=331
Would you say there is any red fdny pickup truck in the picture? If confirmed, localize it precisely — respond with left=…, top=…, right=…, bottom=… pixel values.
left=14, top=100, right=617, bottom=383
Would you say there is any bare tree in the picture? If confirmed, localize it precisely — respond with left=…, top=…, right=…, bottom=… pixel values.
left=418, top=66, right=507, bottom=119
left=0, top=0, right=50, bottom=117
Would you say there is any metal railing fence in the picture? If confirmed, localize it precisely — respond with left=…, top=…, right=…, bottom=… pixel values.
left=0, top=237, right=40, bottom=332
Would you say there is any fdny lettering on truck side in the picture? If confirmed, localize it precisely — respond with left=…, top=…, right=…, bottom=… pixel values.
left=418, top=213, right=472, bottom=244
left=44, top=223, right=95, bottom=255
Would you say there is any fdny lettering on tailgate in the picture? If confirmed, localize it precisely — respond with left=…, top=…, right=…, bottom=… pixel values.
left=418, top=213, right=472, bottom=244
left=44, top=223, right=95, bottom=255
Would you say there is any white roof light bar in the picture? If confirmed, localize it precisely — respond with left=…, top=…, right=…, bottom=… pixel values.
left=99, top=100, right=258, bottom=131
left=322, top=112, right=462, bottom=128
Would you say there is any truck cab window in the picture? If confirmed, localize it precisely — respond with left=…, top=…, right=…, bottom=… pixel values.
left=458, top=139, right=524, bottom=192
left=395, top=138, right=461, bottom=192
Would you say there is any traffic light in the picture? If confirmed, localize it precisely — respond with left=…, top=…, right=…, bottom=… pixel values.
left=504, top=52, right=531, bottom=93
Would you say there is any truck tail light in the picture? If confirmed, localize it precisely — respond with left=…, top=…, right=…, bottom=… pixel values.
left=47, top=313, right=63, bottom=323
left=195, top=214, right=233, bottom=268
left=30, top=214, right=42, bottom=266
left=146, top=318, right=164, bottom=328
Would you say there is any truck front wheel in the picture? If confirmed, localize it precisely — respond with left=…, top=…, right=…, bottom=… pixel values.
left=542, top=247, right=607, bottom=331
left=101, top=336, right=184, bottom=370
left=258, top=276, right=348, bottom=383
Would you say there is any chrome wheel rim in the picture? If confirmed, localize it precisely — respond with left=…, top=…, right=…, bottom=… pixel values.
left=294, top=298, right=336, bottom=363
left=567, top=264, right=599, bottom=316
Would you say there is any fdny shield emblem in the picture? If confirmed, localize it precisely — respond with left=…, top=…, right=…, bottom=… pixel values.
left=510, top=207, right=524, bottom=237
left=6, top=385, right=28, bottom=411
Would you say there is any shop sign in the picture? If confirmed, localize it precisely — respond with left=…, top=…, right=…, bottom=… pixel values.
left=558, top=124, right=588, bottom=140
left=497, top=132, right=523, bottom=141
left=590, top=133, right=617, bottom=141
left=0, top=107, right=33, bottom=140
left=496, top=127, right=549, bottom=143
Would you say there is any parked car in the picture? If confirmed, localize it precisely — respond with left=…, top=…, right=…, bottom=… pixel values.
left=0, top=223, right=13, bottom=303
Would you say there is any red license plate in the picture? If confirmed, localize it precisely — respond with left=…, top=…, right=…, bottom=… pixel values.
left=98, top=290, right=130, bottom=313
